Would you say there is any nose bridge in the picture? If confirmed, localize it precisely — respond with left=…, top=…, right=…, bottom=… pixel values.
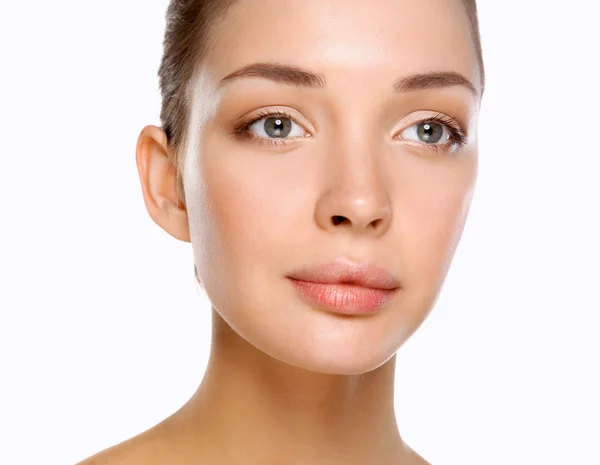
left=315, top=117, right=393, bottom=235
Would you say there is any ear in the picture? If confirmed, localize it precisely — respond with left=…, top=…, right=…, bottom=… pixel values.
left=135, top=125, right=190, bottom=242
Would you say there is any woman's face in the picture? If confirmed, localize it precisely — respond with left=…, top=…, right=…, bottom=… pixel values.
left=183, top=0, right=480, bottom=374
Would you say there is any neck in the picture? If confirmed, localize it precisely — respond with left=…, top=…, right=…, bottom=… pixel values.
left=173, top=308, right=422, bottom=465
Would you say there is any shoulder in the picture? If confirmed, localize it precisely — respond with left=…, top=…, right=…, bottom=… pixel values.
left=75, top=436, right=154, bottom=465
left=75, top=422, right=177, bottom=465
left=75, top=414, right=214, bottom=465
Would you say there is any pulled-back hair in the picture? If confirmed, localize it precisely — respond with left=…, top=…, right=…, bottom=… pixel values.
left=157, top=0, right=485, bottom=206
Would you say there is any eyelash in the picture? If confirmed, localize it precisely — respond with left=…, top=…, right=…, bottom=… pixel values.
left=231, top=109, right=467, bottom=154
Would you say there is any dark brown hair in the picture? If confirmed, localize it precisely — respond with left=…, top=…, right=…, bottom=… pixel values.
left=157, top=0, right=485, bottom=206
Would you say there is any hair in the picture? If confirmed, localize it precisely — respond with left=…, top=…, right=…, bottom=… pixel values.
left=157, top=0, right=485, bottom=207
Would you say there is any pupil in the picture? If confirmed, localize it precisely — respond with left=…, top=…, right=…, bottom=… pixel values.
left=418, top=122, right=443, bottom=143
left=265, top=116, right=292, bottom=138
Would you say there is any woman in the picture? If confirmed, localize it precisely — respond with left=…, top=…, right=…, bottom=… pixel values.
left=79, top=0, right=484, bottom=463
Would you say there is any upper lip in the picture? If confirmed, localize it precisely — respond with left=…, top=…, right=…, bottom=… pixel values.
left=287, top=258, right=401, bottom=290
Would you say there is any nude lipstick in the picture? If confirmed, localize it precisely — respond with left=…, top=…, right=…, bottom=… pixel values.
left=287, top=259, right=400, bottom=315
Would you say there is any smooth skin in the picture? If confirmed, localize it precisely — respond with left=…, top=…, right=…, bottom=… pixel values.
left=79, top=0, right=481, bottom=463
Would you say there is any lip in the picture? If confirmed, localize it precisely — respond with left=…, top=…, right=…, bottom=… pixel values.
left=286, top=259, right=401, bottom=315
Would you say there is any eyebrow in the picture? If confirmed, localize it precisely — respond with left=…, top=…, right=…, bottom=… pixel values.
left=216, top=62, right=479, bottom=98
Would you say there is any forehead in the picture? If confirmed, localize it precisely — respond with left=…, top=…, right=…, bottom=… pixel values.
left=203, top=0, right=479, bottom=92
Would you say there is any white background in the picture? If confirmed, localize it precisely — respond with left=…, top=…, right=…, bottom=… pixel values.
left=1, top=1, right=598, bottom=464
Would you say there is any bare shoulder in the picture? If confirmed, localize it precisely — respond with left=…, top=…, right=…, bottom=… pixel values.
left=75, top=432, right=158, bottom=465
left=75, top=418, right=187, bottom=465
left=75, top=413, right=214, bottom=465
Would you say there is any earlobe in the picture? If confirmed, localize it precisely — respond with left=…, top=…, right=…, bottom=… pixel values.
left=135, top=125, right=191, bottom=243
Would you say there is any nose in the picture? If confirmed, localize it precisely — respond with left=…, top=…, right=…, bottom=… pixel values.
left=314, top=151, right=393, bottom=237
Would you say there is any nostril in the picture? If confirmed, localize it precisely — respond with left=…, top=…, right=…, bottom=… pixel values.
left=332, top=215, right=347, bottom=225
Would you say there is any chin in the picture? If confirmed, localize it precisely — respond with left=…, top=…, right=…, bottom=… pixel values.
left=209, top=272, right=427, bottom=376
left=281, top=349, right=399, bottom=376
left=232, top=308, right=415, bottom=376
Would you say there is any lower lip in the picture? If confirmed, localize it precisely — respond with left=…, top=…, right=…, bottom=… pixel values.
left=288, top=278, right=398, bottom=315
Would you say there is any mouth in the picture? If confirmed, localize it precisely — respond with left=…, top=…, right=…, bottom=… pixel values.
left=286, top=259, right=401, bottom=315
left=287, top=278, right=398, bottom=315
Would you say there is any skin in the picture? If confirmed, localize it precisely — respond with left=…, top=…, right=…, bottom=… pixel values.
left=79, top=0, right=481, bottom=463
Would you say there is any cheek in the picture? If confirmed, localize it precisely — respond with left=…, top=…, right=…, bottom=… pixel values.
left=206, top=164, right=269, bottom=258
left=192, top=141, right=307, bottom=280
left=397, top=161, right=476, bottom=292
left=187, top=143, right=314, bottom=341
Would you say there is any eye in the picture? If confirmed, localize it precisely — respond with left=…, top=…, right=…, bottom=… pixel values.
left=398, top=113, right=467, bottom=154
left=402, top=121, right=448, bottom=144
left=232, top=109, right=308, bottom=146
left=249, top=114, right=306, bottom=139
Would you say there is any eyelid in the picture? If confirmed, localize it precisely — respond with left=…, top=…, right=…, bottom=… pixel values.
left=393, top=111, right=465, bottom=136
left=240, top=107, right=312, bottom=134
left=236, top=108, right=463, bottom=136
left=232, top=108, right=468, bottom=153
left=231, top=108, right=312, bottom=147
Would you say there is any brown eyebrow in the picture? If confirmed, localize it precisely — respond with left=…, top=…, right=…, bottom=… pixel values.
left=216, top=62, right=479, bottom=98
